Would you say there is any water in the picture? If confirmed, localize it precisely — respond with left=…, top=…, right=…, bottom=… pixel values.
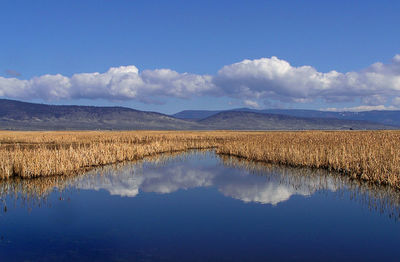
left=1, top=150, right=400, bottom=261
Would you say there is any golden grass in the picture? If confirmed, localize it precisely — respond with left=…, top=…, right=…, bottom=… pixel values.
left=215, top=131, right=400, bottom=189
left=0, top=130, right=399, bottom=189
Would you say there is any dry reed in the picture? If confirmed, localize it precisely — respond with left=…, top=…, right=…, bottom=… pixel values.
left=0, top=130, right=399, bottom=189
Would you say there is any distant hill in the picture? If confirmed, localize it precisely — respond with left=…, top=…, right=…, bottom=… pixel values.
left=0, top=99, right=396, bottom=130
left=0, top=99, right=200, bottom=130
left=197, top=111, right=392, bottom=130
left=172, top=110, right=223, bottom=120
left=173, top=108, right=400, bottom=126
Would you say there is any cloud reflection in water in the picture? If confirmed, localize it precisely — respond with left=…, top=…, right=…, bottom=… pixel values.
left=74, top=151, right=342, bottom=205
left=0, top=151, right=399, bottom=219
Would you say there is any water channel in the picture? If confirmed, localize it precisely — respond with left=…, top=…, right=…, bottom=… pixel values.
left=0, top=150, right=399, bottom=261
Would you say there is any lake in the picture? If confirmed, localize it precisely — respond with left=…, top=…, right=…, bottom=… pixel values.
left=0, top=150, right=399, bottom=261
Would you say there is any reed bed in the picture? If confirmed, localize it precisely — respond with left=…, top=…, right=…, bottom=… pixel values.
left=216, top=131, right=400, bottom=189
left=0, top=131, right=229, bottom=179
left=0, top=130, right=399, bottom=189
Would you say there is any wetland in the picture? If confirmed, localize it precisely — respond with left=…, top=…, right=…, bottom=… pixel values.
left=1, top=150, right=399, bottom=261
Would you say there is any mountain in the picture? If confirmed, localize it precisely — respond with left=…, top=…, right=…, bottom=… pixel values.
left=0, top=99, right=200, bottom=130
left=0, top=99, right=395, bottom=130
left=172, top=110, right=223, bottom=120
left=197, top=111, right=392, bottom=130
left=173, top=108, right=400, bottom=126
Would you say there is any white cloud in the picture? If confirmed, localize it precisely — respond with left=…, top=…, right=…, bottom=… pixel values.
left=0, top=66, right=214, bottom=104
left=322, top=105, right=399, bottom=112
left=0, top=77, right=29, bottom=98
left=243, top=99, right=260, bottom=108
left=1, top=54, right=400, bottom=108
left=214, top=55, right=400, bottom=106
left=31, top=74, right=72, bottom=99
left=141, top=69, right=216, bottom=98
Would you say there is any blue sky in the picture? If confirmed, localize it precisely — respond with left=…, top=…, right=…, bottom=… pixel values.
left=1, top=0, right=400, bottom=114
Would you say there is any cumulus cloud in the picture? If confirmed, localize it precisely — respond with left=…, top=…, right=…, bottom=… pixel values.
left=0, top=66, right=215, bottom=103
left=214, top=55, right=400, bottom=106
left=1, top=54, right=400, bottom=108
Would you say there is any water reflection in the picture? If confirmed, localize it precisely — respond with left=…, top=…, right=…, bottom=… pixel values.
left=74, top=153, right=314, bottom=205
left=1, top=150, right=399, bottom=219
left=220, top=154, right=400, bottom=219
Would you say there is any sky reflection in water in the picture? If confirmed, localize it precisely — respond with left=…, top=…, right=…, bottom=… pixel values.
left=0, top=151, right=400, bottom=261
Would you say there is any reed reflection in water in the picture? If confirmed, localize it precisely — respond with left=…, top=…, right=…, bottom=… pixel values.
left=0, top=150, right=399, bottom=220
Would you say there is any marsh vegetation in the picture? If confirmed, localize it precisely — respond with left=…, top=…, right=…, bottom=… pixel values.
left=0, top=130, right=399, bottom=189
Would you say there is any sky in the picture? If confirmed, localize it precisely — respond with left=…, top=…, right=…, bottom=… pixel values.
left=1, top=0, right=400, bottom=114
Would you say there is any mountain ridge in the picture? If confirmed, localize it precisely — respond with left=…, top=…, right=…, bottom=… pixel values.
left=197, top=111, right=393, bottom=130
left=173, top=108, right=400, bottom=126
left=0, top=99, right=201, bottom=130
left=0, top=99, right=396, bottom=130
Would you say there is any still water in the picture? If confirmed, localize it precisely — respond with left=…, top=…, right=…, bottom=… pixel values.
left=1, top=151, right=400, bottom=261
